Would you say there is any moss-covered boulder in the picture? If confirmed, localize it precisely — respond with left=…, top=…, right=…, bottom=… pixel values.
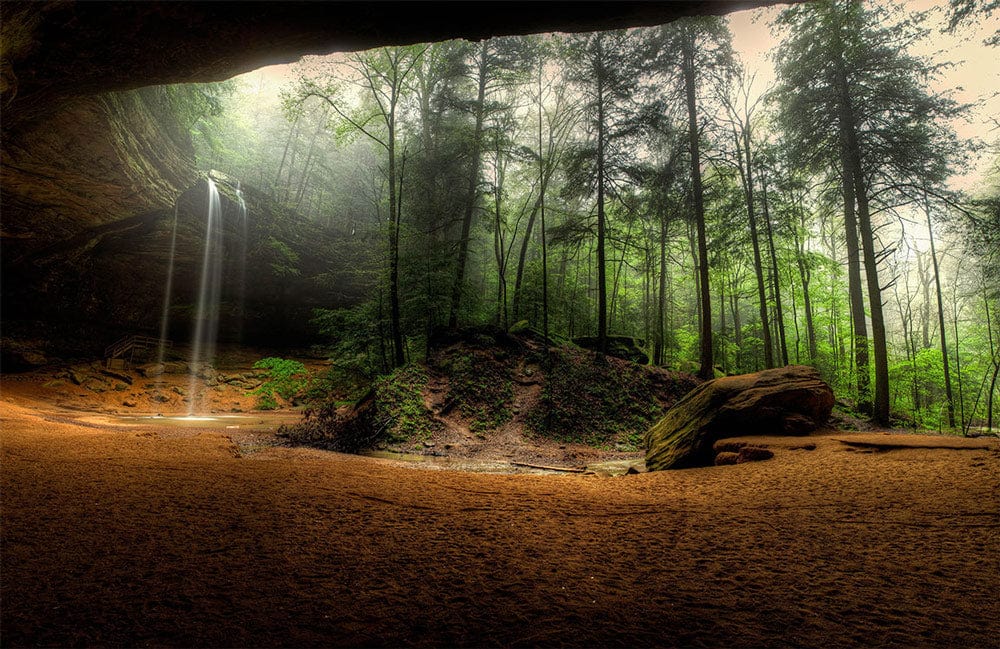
left=572, top=335, right=649, bottom=365
left=644, top=365, right=834, bottom=471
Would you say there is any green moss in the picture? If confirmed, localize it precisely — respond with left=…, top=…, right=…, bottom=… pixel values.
left=250, top=357, right=308, bottom=408
left=433, top=349, right=513, bottom=434
left=526, top=348, right=676, bottom=449
left=374, top=364, right=438, bottom=441
left=255, top=394, right=279, bottom=410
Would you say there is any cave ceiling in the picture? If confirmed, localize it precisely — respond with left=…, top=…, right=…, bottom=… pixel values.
left=2, top=0, right=790, bottom=129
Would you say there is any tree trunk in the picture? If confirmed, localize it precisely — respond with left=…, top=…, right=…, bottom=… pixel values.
left=740, top=130, right=774, bottom=368
left=917, top=249, right=933, bottom=349
left=387, top=120, right=405, bottom=368
left=448, top=43, right=488, bottom=328
left=595, top=42, right=608, bottom=356
left=924, top=191, right=955, bottom=427
left=655, top=209, right=668, bottom=366
left=760, top=172, right=788, bottom=366
left=292, top=109, right=328, bottom=207
left=852, top=169, right=889, bottom=424
left=538, top=62, right=550, bottom=349
left=683, top=31, right=713, bottom=380
left=839, top=147, right=871, bottom=413
left=492, top=139, right=508, bottom=329
left=274, top=112, right=301, bottom=199
left=793, top=192, right=817, bottom=363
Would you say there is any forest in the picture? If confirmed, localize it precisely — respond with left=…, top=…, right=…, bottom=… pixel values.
left=166, top=0, right=999, bottom=434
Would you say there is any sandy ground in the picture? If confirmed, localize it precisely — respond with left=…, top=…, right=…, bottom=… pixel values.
left=2, top=377, right=999, bottom=648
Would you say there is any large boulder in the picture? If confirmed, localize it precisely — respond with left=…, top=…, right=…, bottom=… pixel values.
left=644, top=365, right=834, bottom=471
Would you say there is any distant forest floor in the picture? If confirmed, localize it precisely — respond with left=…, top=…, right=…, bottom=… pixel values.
left=2, top=371, right=999, bottom=648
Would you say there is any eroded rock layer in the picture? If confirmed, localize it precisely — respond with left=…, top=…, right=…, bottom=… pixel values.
left=644, top=365, right=835, bottom=471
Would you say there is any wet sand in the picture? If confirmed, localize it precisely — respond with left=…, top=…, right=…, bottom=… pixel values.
left=2, top=389, right=999, bottom=648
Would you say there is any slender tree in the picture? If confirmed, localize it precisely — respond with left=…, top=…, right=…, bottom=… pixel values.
left=564, top=29, right=650, bottom=355
left=292, top=45, right=426, bottom=367
left=653, top=17, right=733, bottom=379
left=774, top=0, right=962, bottom=423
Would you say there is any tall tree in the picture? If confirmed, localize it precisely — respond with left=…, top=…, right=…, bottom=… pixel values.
left=653, top=17, right=733, bottom=379
left=715, top=64, right=775, bottom=368
left=511, top=38, right=577, bottom=324
left=448, top=37, right=530, bottom=328
left=564, top=30, right=650, bottom=355
left=773, top=0, right=962, bottom=424
left=293, top=45, right=426, bottom=367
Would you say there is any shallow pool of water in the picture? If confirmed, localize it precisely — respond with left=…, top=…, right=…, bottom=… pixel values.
left=77, top=411, right=304, bottom=430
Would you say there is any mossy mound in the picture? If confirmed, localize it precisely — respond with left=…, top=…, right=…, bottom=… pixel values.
left=283, top=327, right=699, bottom=454
left=427, top=335, right=515, bottom=434
left=527, top=346, right=698, bottom=449
left=280, top=364, right=438, bottom=452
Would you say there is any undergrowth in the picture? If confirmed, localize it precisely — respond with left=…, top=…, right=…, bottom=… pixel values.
left=431, top=348, right=513, bottom=434
left=251, top=357, right=307, bottom=410
left=527, top=347, right=696, bottom=449
left=279, top=363, right=438, bottom=451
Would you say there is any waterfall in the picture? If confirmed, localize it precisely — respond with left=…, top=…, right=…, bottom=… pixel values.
left=155, top=202, right=180, bottom=372
left=188, top=178, right=224, bottom=415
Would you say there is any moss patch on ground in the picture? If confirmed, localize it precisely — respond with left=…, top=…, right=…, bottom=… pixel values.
left=526, top=346, right=698, bottom=450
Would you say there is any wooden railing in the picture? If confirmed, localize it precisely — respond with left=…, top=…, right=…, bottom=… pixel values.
left=104, top=335, right=170, bottom=369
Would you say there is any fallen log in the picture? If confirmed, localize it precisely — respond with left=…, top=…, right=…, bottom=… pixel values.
left=510, top=461, right=587, bottom=473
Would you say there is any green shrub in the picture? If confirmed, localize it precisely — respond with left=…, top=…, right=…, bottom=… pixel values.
left=252, top=357, right=308, bottom=409
left=374, top=364, right=438, bottom=441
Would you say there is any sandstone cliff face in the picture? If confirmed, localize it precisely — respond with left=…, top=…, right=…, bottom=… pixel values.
left=1, top=79, right=377, bottom=365
left=1, top=87, right=197, bottom=257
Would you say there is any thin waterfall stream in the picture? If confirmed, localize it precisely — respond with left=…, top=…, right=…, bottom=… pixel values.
left=154, top=175, right=248, bottom=416
left=235, top=182, right=248, bottom=343
left=188, top=178, right=224, bottom=415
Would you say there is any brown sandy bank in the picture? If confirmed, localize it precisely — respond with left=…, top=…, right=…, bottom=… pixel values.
left=2, top=394, right=999, bottom=648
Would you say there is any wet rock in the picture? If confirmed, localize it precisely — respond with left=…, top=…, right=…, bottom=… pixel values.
left=137, top=363, right=165, bottom=378
left=162, top=361, right=189, bottom=375
left=84, top=378, right=109, bottom=393
left=100, top=368, right=133, bottom=385
left=645, top=365, right=834, bottom=471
